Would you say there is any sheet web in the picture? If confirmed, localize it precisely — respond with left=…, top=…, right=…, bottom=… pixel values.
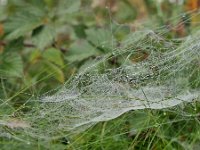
left=27, top=18, right=200, bottom=139
left=1, top=11, right=200, bottom=142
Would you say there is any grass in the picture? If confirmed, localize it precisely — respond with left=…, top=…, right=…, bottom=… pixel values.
left=0, top=0, right=200, bottom=149
left=67, top=104, right=200, bottom=150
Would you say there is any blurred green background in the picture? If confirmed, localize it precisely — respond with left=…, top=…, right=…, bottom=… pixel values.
left=0, top=0, right=200, bottom=149
left=0, top=0, right=199, bottom=94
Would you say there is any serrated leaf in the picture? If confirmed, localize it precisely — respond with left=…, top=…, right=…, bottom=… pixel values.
left=66, top=40, right=99, bottom=62
left=43, top=48, right=64, bottom=67
left=12, top=0, right=46, bottom=18
left=26, top=0, right=46, bottom=9
left=5, top=11, right=44, bottom=40
left=43, top=60, right=64, bottom=83
left=114, top=1, right=137, bottom=23
left=32, top=25, right=55, bottom=50
left=86, top=28, right=116, bottom=52
left=58, top=0, right=81, bottom=15
left=0, top=53, right=23, bottom=77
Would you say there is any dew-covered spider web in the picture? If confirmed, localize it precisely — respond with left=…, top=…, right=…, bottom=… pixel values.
left=1, top=10, right=200, bottom=142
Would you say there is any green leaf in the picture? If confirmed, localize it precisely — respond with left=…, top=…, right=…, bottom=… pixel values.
left=66, top=40, right=99, bottom=62
left=86, top=28, right=116, bottom=52
left=32, top=25, right=55, bottom=50
left=5, top=11, right=44, bottom=40
left=43, top=60, right=64, bottom=83
left=29, top=49, right=42, bottom=64
left=0, top=53, right=23, bottom=77
left=73, top=24, right=87, bottom=38
left=26, top=0, right=46, bottom=9
left=43, top=48, right=64, bottom=67
left=57, top=0, right=81, bottom=15
left=114, top=1, right=137, bottom=23
left=4, top=37, right=24, bottom=52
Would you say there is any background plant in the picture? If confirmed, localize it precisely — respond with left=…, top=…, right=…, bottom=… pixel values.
left=0, top=0, right=200, bottom=149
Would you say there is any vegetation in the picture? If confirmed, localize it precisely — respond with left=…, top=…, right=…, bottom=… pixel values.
left=0, top=0, right=200, bottom=149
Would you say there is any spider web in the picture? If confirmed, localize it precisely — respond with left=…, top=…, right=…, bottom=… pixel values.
left=22, top=12, right=200, bottom=139
left=0, top=10, right=200, bottom=143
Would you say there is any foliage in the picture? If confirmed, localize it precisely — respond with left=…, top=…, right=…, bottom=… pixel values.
left=0, top=0, right=200, bottom=150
